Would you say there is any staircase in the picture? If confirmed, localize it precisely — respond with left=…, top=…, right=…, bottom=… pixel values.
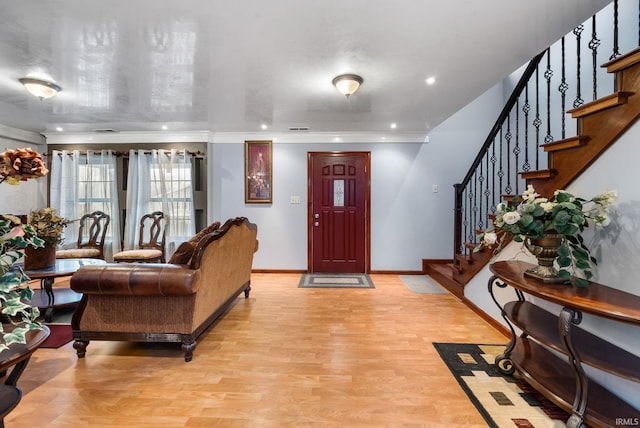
left=424, top=35, right=640, bottom=299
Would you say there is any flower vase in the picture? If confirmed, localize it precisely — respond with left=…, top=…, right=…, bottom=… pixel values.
left=24, top=244, right=57, bottom=270
left=523, top=232, right=565, bottom=283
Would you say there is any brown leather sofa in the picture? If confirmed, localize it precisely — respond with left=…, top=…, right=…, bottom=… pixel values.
left=69, top=217, right=258, bottom=362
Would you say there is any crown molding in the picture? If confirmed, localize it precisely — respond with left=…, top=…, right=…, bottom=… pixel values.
left=210, top=131, right=427, bottom=144
left=0, top=124, right=46, bottom=145
left=43, top=130, right=212, bottom=145
left=43, top=130, right=428, bottom=145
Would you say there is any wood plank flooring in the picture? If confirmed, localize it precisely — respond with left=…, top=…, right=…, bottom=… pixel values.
left=7, top=274, right=506, bottom=427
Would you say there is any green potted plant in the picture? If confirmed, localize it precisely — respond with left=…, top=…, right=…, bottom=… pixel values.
left=476, top=185, right=617, bottom=287
left=24, top=208, right=71, bottom=270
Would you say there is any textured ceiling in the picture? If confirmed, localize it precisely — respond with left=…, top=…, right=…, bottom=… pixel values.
left=0, top=0, right=610, bottom=140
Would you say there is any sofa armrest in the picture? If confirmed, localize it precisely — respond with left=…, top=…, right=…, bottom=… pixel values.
left=70, top=264, right=200, bottom=296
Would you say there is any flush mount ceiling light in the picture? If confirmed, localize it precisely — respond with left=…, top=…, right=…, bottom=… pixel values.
left=332, top=73, right=363, bottom=98
left=18, top=77, right=62, bottom=100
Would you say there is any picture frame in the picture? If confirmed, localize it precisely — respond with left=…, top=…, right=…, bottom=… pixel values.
left=244, top=140, right=273, bottom=204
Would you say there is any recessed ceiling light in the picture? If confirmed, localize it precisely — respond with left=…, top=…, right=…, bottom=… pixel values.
left=55, top=126, right=63, bottom=132
left=261, top=124, right=267, bottom=130
left=425, top=77, right=436, bottom=85
left=390, top=123, right=397, bottom=129
left=161, top=125, right=168, bottom=130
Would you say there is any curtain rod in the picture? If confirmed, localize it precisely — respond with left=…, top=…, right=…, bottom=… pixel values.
left=47, top=150, right=205, bottom=157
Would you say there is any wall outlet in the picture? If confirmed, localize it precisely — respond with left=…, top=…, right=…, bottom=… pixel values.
left=290, top=195, right=301, bottom=204
left=432, top=185, right=439, bottom=193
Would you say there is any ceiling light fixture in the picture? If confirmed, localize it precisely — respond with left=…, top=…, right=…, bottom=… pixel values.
left=332, top=74, right=363, bottom=98
left=18, top=77, right=62, bottom=100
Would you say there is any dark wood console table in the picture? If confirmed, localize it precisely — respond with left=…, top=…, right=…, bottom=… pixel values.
left=489, top=261, right=640, bottom=428
left=0, top=325, right=50, bottom=427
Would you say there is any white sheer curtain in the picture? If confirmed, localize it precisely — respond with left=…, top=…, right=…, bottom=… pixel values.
left=124, top=149, right=195, bottom=260
left=50, top=150, right=122, bottom=261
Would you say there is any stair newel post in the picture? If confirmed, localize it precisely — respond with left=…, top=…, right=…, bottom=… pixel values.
left=453, top=183, right=463, bottom=262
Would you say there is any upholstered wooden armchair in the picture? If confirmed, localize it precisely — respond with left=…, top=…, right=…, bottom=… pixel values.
left=113, top=211, right=166, bottom=263
left=56, top=211, right=110, bottom=260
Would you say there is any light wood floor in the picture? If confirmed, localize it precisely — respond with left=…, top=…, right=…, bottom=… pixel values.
left=8, top=274, right=506, bottom=427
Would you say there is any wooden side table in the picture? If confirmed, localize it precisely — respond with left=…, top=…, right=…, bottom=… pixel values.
left=0, top=325, right=50, bottom=427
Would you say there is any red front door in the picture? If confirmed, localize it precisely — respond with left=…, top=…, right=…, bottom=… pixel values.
left=308, top=152, right=370, bottom=273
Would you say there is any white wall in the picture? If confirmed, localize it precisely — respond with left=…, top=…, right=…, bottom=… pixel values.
left=207, top=83, right=503, bottom=271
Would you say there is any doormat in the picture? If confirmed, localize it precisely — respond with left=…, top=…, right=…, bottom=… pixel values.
left=298, top=273, right=375, bottom=289
left=399, top=274, right=448, bottom=294
left=40, top=324, right=73, bottom=349
left=433, top=342, right=569, bottom=428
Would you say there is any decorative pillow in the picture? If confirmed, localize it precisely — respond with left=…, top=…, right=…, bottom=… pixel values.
left=169, top=222, right=221, bottom=265
left=168, top=241, right=196, bottom=264
left=188, top=221, right=221, bottom=243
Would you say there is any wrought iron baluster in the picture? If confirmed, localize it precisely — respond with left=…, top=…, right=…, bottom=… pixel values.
left=514, top=99, right=521, bottom=195
left=533, top=64, right=542, bottom=170
left=482, top=147, right=493, bottom=222
left=483, top=152, right=490, bottom=230
left=498, top=128, right=504, bottom=198
left=573, top=24, right=585, bottom=108
left=478, top=160, right=484, bottom=233
left=610, top=0, right=620, bottom=60
left=522, top=84, right=531, bottom=175
left=544, top=49, right=554, bottom=144
left=589, top=16, right=600, bottom=101
left=490, top=138, right=497, bottom=216
left=559, top=38, right=569, bottom=139
left=505, top=115, right=513, bottom=196
left=469, top=180, right=476, bottom=243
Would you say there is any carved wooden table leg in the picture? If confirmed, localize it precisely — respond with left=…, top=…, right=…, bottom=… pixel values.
left=559, top=307, right=588, bottom=428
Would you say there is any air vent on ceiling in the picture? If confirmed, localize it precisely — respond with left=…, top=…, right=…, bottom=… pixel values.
left=288, top=126, right=309, bottom=131
left=93, top=128, right=119, bottom=133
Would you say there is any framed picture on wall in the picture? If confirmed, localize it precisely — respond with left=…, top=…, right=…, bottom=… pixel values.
left=245, top=140, right=272, bottom=204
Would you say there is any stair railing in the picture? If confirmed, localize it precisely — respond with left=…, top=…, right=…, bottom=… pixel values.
left=452, top=0, right=639, bottom=265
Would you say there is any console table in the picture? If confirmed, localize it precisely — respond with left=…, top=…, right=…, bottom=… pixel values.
left=0, top=325, right=50, bottom=426
left=489, top=261, right=640, bottom=428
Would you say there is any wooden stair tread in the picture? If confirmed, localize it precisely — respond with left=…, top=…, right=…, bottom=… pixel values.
left=567, top=91, right=634, bottom=118
left=520, top=169, right=556, bottom=180
left=603, top=46, right=640, bottom=73
left=541, top=136, right=589, bottom=152
left=423, top=261, right=463, bottom=299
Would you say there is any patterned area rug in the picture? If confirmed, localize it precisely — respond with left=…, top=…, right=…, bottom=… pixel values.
left=434, top=342, right=569, bottom=428
left=298, top=273, right=375, bottom=289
